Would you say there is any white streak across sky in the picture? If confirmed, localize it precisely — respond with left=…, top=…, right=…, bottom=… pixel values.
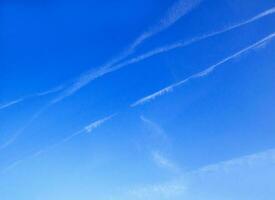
left=2, top=5, right=271, bottom=109
left=0, top=85, right=64, bottom=110
left=125, top=147, right=275, bottom=199
left=109, top=6, right=275, bottom=74
left=2, top=5, right=274, bottom=151
left=52, top=6, right=275, bottom=104
left=1, top=0, right=200, bottom=150
left=131, top=32, right=275, bottom=107
left=51, top=0, right=202, bottom=104
left=1, top=114, right=115, bottom=173
left=193, top=148, right=275, bottom=174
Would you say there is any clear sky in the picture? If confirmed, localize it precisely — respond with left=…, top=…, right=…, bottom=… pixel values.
left=1, top=0, right=275, bottom=199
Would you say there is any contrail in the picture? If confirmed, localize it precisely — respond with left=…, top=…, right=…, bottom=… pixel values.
left=53, top=6, right=275, bottom=105
left=97, top=6, right=275, bottom=78
left=0, top=85, right=64, bottom=111
left=1, top=114, right=115, bottom=173
left=84, top=114, right=116, bottom=133
left=51, top=0, right=202, bottom=104
left=131, top=32, right=275, bottom=107
left=0, top=105, right=50, bottom=150
left=192, top=148, right=275, bottom=175
left=126, top=147, right=275, bottom=199
left=0, top=98, right=25, bottom=110
left=1, top=0, right=199, bottom=149
left=3, top=5, right=274, bottom=149
left=0, top=86, right=64, bottom=149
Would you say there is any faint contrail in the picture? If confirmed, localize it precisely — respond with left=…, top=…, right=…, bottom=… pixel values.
left=0, top=85, right=64, bottom=111
left=1, top=114, right=115, bottom=173
left=131, top=32, right=275, bottom=107
left=0, top=98, right=25, bottom=110
left=192, top=148, right=275, bottom=175
left=0, top=0, right=199, bottom=150
left=51, top=0, right=202, bottom=104
left=3, top=5, right=274, bottom=149
left=97, top=6, right=275, bottom=78
left=53, top=6, right=275, bottom=105
left=0, top=86, right=64, bottom=149
left=0, top=105, right=50, bottom=150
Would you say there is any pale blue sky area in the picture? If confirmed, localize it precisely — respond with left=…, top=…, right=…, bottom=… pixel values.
left=1, top=0, right=275, bottom=199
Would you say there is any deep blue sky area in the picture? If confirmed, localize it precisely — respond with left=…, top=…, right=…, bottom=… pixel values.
left=1, top=0, right=275, bottom=200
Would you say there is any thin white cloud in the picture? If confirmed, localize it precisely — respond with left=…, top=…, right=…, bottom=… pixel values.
left=152, top=150, right=180, bottom=173
left=0, top=98, right=24, bottom=110
left=195, top=148, right=275, bottom=174
left=128, top=181, right=186, bottom=200
left=0, top=85, right=64, bottom=111
left=42, top=113, right=115, bottom=147
left=140, top=116, right=179, bottom=173
left=3, top=5, right=274, bottom=153
left=0, top=85, right=65, bottom=149
left=84, top=114, right=116, bottom=133
left=1, top=114, right=115, bottom=173
left=36, top=85, right=64, bottom=96
left=140, top=116, right=168, bottom=142
left=143, top=0, right=202, bottom=39
left=109, top=6, right=275, bottom=74
left=131, top=32, right=275, bottom=107
left=0, top=105, right=49, bottom=150
left=55, top=5, right=275, bottom=105
left=51, top=0, right=202, bottom=104
left=121, top=147, right=275, bottom=200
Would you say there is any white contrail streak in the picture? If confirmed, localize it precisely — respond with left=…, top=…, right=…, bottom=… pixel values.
left=131, top=32, right=275, bottom=107
left=3, top=5, right=272, bottom=109
left=53, top=6, right=275, bottom=105
left=1, top=114, right=115, bottom=173
left=3, top=5, right=274, bottom=149
left=84, top=114, right=116, bottom=133
left=102, top=6, right=275, bottom=77
left=0, top=98, right=24, bottom=110
left=193, top=148, right=275, bottom=174
left=0, top=86, right=64, bottom=149
left=0, top=105, right=50, bottom=150
left=0, top=85, right=64, bottom=111
left=35, top=85, right=64, bottom=96
left=51, top=0, right=202, bottom=104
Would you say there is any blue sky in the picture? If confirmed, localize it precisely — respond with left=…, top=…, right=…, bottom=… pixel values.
left=1, top=0, right=275, bottom=199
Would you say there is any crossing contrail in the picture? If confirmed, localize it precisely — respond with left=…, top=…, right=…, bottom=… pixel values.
left=131, top=32, right=275, bottom=107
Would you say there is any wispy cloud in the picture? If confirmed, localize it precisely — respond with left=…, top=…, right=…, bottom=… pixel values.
left=4, top=5, right=274, bottom=154
left=0, top=85, right=64, bottom=111
left=140, top=116, right=168, bottom=142
left=151, top=151, right=180, bottom=173
left=55, top=6, right=275, bottom=105
left=1, top=114, right=115, bottom=173
left=128, top=181, right=186, bottom=200
left=140, top=116, right=179, bottom=173
left=5, top=5, right=272, bottom=148
left=109, top=6, right=275, bottom=74
left=195, top=148, right=275, bottom=174
left=84, top=114, right=116, bottom=133
left=0, top=98, right=25, bottom=110
left=51, top=0, right=202, bottom=104
left=120, top=147, right=275, bottom=200
left=36, top=85, right=64, bottom=96
left=131, top=32, right=275, bottom=107
left=0, top=85, right=65, bottom=149
left=141, top=0, right=202, bottom=39
left=42, top=113, right=115, bottom=147
left=0, top=105, right=49, bottom=150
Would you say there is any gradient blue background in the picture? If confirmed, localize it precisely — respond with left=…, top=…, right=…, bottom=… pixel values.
left=1, top=0, right=275, bottom=199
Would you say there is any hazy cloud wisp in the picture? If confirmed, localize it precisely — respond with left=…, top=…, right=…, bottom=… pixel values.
left=131, top=32, right=275, bottom=107
left=51, top=0, right=202, bottom=104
